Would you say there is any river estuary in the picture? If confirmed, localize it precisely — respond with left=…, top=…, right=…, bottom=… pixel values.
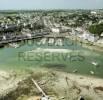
left=0, top=38, right=103, bottom=78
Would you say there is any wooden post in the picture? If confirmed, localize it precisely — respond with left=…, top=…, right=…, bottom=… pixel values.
left=31, top=78, right=46, bottom=97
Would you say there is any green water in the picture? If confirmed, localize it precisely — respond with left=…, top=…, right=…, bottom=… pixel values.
left=0, top=39, right=103, bottom=78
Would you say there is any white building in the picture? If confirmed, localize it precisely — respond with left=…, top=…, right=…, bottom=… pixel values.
left=70, top=28, right=76, bottom=35
left=17, top=20, right=20, bottom=24
left=22, top=29, right=32, bottom=38
left=2, top=35, right=6, bottom=40
left=75, top=27, right=83, bottom=32
left=26, top=33, right=32, bottom=38
left=79, top=32, right=90, bottom=40
left=51, top=28, right=60, bottom=33
left=78, top=31, right=99, bottom=42
left=23, top=23, right=27, bottom=27
left=88, top=34, right=99, bottom=42
left=91, top=11, right=97, bottom=15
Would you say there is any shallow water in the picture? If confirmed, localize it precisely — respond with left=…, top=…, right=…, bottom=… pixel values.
left=0, top=38, right=103, bottom=78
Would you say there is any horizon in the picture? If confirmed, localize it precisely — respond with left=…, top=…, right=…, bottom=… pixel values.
left=0, top=8, right=103, bottom=11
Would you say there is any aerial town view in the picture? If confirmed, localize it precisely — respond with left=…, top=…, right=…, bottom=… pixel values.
left=0, top=0, right=103, bottom=100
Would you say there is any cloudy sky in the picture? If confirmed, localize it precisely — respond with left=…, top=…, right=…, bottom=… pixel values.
left=0, top=0, right=103, bottom=10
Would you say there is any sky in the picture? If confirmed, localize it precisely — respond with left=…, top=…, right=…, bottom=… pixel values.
left=0, top=0, right=103, bottom=10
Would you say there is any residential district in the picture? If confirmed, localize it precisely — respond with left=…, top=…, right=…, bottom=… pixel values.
left=0, top=10, right=103, bottom=48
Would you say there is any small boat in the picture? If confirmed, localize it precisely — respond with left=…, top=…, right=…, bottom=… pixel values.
left=91, top=61, right=99, bottom=66
left=90, top=71, right=95, bottom=75
left=9, top=43, right=19, bottom=48
left=73, top=69, right=78, bottom=73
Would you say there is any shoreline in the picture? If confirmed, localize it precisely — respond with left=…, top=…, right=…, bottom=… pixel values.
left=0, top=68, right=103, bottom=100
left=0, top=34, right=103, bottom=53
left=66, top=35, right=103, bottom=53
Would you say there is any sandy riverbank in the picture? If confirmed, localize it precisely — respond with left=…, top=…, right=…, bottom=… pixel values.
left=0, top=68, right=103, bottom=100
left=0, top=70, right=30, bottom=97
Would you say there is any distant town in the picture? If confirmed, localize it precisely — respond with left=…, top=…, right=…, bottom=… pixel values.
left=0, top=10, right=103, bottom=49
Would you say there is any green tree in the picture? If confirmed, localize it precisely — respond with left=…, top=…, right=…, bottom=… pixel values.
left=88, top=23, right=103, bottom=36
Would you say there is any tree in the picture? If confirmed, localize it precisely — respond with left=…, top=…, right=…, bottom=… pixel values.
left=88, top=23, right=103, bottom=36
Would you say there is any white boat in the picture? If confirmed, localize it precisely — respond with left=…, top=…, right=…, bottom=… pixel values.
left=90, top=71, right=95, bottom=75
left=73, top=69, right=78, bottom=73
left=91, top=61, right=99, bottom=66
left=9, top=43, right=19, bottom=48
